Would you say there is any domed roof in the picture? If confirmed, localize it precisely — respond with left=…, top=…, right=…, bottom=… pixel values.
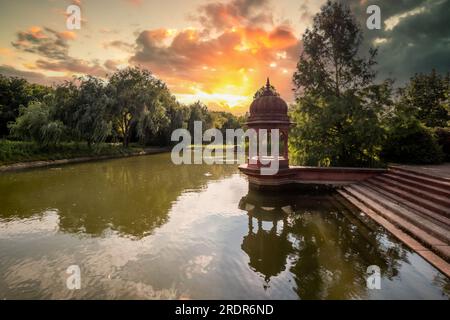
left=247, top=78, right=290, bottom=125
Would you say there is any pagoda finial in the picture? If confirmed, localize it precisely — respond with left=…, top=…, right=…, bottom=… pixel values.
left=262, top=77, right=273, bottom=96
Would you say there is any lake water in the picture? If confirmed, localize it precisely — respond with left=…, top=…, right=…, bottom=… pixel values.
left=0, top=153, right=448, bottom=299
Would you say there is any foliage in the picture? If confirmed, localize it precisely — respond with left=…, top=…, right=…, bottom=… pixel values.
left=2, top=66, right=244, bottom=155
left=435, top=127, right=450, bottom=161
left=397, top=70, right=449, bottom=128
left=8, top=100, right=65, bottom=146
left=381, top=118, right=444, bottom=164
left=154, top=103, right=189, bottom=146
left=290, top=0, right=385, bottom=167
left=187, top=101, right=212, bottom=136
left=136, top=89, right=173, bottom=145
left=72, top=76, right=113, bottom=146
left=293, top=1, right=376, bottom=98
left=0, top=75, right=52, bottom=137
left=253, top=84, right=280, bottom=99
left=0, top=140, right=144, bottom=166
left=290, top=89, right=386, bottom=167
left=211, top=111, right=246, bottom=135
left=107, top=67, right=171, bottom=147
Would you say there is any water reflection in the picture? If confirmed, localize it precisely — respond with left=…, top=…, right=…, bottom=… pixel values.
left=0, top=153, right=236, bottom=238
left=0, top=154, right=448, bottom=299
left=238, top=189, right=447, bottom=299
left=239, top=192, right=292, bottom=284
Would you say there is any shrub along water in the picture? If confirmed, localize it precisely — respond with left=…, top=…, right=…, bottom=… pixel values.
left=0, top=140, right=144, bottom=166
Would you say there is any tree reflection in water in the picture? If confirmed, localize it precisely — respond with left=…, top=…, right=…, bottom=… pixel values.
left=239, top=189, right=418, bottom=299
left=0, top=155, right=448, bottom=299
left=0, top=153, right=236, bottom=238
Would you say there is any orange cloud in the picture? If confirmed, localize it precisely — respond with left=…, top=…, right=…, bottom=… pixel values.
left=128, top=0, right=301, bottom=112
left=196, top=0, right=273, bottom=32
left=131, top=23, right=300, bottom=113
left=28, top=26, right=48, bottom=39
left=58, top=31, right=77, bottom=40
left=0, top=47, right=14, bottom=57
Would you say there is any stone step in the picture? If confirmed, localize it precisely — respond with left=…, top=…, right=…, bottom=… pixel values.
left=337, top=189, right=450, bottom=277
left=373, top=175, right=450, bottom=208
left=389, top=167, right=450, bottom=190
left=389, top=165, right=450, bottom=183
left=361, top=181, right=450, bottom=228
left=366, top=178, right=450, bottom=217
left=382, top=173, right=450, bottom=198
left=349, top=184, right=450, bottom=245
left=342, top=186, right=450, bottom=262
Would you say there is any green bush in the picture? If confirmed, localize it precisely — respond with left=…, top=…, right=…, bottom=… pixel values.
left=435, top=127, right=450, bottom=161
left=8, top=101, right=67, bottom=146
left=382, top=120, right=444, bottom=164
left=0, top=140, right=145, bottom=165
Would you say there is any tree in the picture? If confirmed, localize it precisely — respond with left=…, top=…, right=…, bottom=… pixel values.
left=136, top=95, right=171, bottom=145
left=0, top=75, right=52, bottom=137
left=293, top=1, right=376, bottom=97
left=187, top=101, right=211, bottom=136
left=290, top=1, right=385, bottom=167
left=107, top=67, right=169, bottom=147
left=382, top=118, right=444, bottom=164
left=72, top=76, right=112, bottom=146
left=155, top=103, right=189, bottom=146
left=51, top=80, right=80, bottom=139
left=398, top=70, right=449, bottom=128
left=8, top=99, right=66, bottom=146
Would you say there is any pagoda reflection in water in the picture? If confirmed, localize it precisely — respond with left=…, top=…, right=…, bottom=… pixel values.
left=239, top=190, right=294, bottom=285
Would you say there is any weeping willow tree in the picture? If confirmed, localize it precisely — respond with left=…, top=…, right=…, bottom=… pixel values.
left=107, top=67, right=172, bottom=147
left=9, top=100, right=66, bottom=147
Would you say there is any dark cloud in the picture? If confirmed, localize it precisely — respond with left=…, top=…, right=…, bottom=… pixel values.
left=11, top=25, right=109, bottom=78
left=35, top=59, right=107, bottom=77
left=11, top=27, right=70, bottom=60
left=0, top=65, right=69, bottom=86
left=104, top=59, right=120, bottom=71
left=338, top=0, right=450, bottom=84
left=103, top=40, right=135, bottom=52
left=195, top=0, right=273, bottom=32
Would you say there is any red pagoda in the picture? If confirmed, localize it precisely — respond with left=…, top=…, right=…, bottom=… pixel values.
left=238, top=78, right=296, bottom=188
left=239, top=79, right=384, bottom=189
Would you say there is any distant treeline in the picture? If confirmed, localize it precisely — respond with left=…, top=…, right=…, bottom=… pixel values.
left=0, top=67, right=246, bottom=148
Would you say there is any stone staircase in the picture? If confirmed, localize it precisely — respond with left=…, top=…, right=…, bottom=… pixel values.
left=337, top=165, right=450, bottom=277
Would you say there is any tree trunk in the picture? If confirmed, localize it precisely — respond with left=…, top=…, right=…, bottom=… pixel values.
left=123, top=133, right=129, bottom=148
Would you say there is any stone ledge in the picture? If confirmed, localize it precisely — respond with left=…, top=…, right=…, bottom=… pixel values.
left=0, top=147, right=169, bottom=173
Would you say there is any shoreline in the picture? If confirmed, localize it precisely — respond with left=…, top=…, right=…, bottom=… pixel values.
left=0, top=147, right=170, bottom=173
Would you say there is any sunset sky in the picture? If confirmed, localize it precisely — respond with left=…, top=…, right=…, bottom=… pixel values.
left=0, top=0, right=449, bottom=114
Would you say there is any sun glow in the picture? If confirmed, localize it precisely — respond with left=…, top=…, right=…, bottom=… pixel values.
left=176, top=90, right=252, bottom=110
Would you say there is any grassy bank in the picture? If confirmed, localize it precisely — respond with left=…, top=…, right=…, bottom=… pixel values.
left=0, top=140, right=147, bottom=166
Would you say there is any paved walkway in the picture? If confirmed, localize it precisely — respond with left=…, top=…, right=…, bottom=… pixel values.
left=390, top=163, right=450, bottom=181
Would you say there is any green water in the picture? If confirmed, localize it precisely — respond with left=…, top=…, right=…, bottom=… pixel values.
left=0, top=153, right=448, bottom=299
